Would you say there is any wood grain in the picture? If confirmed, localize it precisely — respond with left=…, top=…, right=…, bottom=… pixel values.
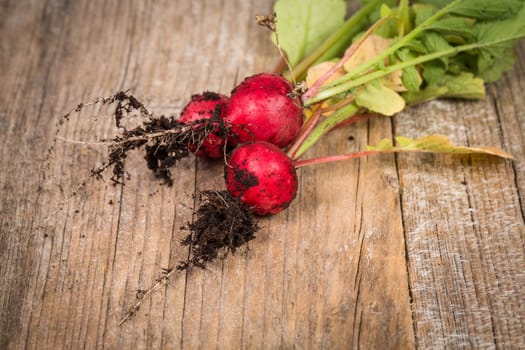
left=0, top=0, right=523, bottom=349
left=393, top=43, right=525, bottom=348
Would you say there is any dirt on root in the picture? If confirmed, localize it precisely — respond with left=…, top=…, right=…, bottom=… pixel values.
left=87, top=91, right=223, bottom=186
left=178, top=190, right=259, bottom=270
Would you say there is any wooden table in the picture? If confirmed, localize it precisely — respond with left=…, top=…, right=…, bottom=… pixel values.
left=1, top=1, right=524, bottom=348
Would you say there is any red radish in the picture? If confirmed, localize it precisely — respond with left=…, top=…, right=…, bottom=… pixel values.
left=224, top=73, right=303, bottom=148
left=225, top=141, right=298, bottom=215
left=179, top=92, right=229, bottom=159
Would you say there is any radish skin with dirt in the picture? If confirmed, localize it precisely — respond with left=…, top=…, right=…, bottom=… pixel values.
left=225, top=141, right=298, bottom=215
left=225, top=73, right=303, bottom=148
left=179, top=92, right=229, bottom=159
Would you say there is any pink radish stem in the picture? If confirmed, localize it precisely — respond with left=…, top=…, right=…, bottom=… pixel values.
left=294, top=149, right=389, bottom=168
left=286, top=109, right=322, bottom=159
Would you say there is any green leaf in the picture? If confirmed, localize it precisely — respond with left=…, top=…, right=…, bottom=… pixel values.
left=361, top=0, right=397, bottom=5
left=355, top=80, right=406, bottom=116
left=414, top=0, right=452, bottom=8
left=402, top=67, right=421, bottom=92
left=439, top=72, right=485, bottom=99
left=403, top=72, right=485, bottom=103
left=449, top=0, right=524, bottom=20
left=360, top=0, right=399, bottom=7
left=366, top=134, right=513, bottom=159
left=470, top=6, right=525, bottom=81
left=273, top=0, right=346, bottom=67
left=402, top=39, right=428, bottom=54
left=421, top=31, right=453, bottom=54
left=373, top=16, right=399, bottom=38
left=402, top=85, right=449, bottom=104
left=427, top=16, right=475, bottom=42
left=420, top=31, right=452, bottom=67
left=415, top=0, right=523, bottom=20
left=380, top=4, right=393, bottom=18
left=446, top=56, right=470, bottom=74
left=396, top=49, right=422, bottom=92
left=413, top=4, right=437, bottom=26
left=477, top=49, right=516, bottom=82
left=397, top=0, right=412, bottom=37
left=422, top=60, right=446, bottom=85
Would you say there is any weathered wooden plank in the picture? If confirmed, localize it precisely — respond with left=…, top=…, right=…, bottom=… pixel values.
left=0, top=1, right=76, bottom=348
left=1, top=0, right=524, bottom=349
left=490, top=42, right=525, bottom=221
left=394, top=59, right=525, bottom=348
left=285, top=115, right=415, bottom=349
left=8, top=1, right=169, bottom=347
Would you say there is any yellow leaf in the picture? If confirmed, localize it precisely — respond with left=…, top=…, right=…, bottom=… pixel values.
left=355, top=82, right=405, bottom=116
left=382, top=70, right=407, bottom=92
left=306, top=61, right=345, bottom=88
left=343, top=34, right=392, bottom=71
left=305, top=61, right=346, bottom=116
left=380, top=4, right=393, bottom=18
left=343, top=34, right=406, bottom=92
left=367, top=134, right=513, bottom=159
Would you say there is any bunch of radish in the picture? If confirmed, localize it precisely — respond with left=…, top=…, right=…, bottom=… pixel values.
left=180, top=73, right=303, bottom=216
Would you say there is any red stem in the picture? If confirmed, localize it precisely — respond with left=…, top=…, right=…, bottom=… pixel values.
left=286, top=110, right=322, bottom=159
left=329, top=113, right=375, bottom=132
left=288, top=97, right=361, bottom=159
left=293, top=149, right=390, bottom=168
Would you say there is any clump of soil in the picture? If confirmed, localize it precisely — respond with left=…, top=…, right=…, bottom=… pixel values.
left=118, top=190, right=259, bottom=326
left=178, top=190, right=259, bottom=270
